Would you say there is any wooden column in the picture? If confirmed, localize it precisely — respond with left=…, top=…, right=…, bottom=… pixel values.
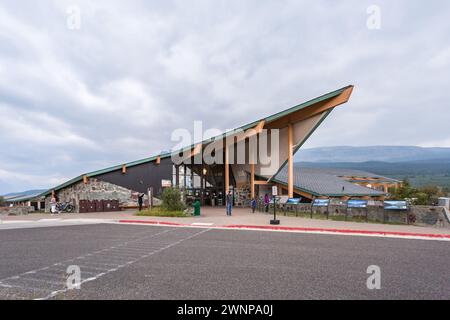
left=225, top=144, right=230, bottom=194
left=288, top=123, right=294, bottom=198
left=250, top=163, right=255, bottom=199
left=183, top=164, right=187, bottom=189
left=200, top=163, right=204, bottom=205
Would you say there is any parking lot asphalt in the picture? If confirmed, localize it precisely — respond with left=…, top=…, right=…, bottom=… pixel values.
left=0, top=223, right=449, bottom=300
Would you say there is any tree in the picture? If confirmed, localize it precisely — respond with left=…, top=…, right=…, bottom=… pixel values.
left=390, top=179, right=416, bottom=199
left=161, top=187, right=184, bottom=211
left=418, top=185, right=444, bottom=205
left=389, top=179, right=444, bottom=205
left=0, top=196, right=5, bottom=207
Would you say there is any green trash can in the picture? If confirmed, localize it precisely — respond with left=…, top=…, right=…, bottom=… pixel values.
left=193, top=200, right=201, bottom=216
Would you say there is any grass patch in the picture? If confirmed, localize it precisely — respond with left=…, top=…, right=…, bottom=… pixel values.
left=136, top=207, right=188, bottom=217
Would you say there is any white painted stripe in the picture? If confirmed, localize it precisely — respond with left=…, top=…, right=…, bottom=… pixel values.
left=38, top=228, right=210, bottom=300
left=0, top=220, right=30, bottom=224
left=211, top=226, right=450, bottom=242
left=118, top=221, right=450, bottom=242
left=0, top=228, right=208, bottom=300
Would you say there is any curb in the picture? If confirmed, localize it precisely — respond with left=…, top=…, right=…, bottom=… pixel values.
left=222, top=224, right=450, bottom=240
left=117, top=220, right=450, bottom=240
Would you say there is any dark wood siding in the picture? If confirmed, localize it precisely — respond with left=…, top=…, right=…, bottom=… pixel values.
left=97, top=158, right=172, bottom=196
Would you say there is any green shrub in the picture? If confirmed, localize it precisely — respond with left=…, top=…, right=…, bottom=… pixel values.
left=0, top=196, right=4, bottom=207
left=161, top=187, right=184, bottom=211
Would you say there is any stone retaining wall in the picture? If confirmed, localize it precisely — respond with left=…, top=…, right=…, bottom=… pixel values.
left=0, top=206, right=34, bottom=216
left=278, top=204, right=450, bottom=228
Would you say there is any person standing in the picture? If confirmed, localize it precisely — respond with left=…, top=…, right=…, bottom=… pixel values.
left=138, top=193, right=145, bottom=211
left=50, top=195, right=57, bottom=214
left=226, top=191, right=233, bottom=216
left=264, top=193, right=270, bottom=213
left=251, top=198, right=257, bottom=213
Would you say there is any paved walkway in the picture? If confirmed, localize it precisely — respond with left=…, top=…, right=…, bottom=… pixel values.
left=1, top=207, right=450, bottom=236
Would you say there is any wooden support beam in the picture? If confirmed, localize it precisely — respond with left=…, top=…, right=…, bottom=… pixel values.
left=231, top=120, right=266, bottom=145
left=225, top=144, right=229, bottom=194
left=83, top=175, right=89, bottom=184
left=255, top=120, right=265, bottom=134
left=266, top=86, right=354, bottom=129
left=192, top=143, right=202, bottom=156
left=250, top=163, right=255, bottom=199
left=189, top=143, right=203, bottom=165
left=288, top=123, right=294, bottom=198
left=274, top=183, right=313, bottom=200
left=254, top=180, right=272, bottom=185
left=155, top=156, right=161, bottom=165
left=122, top=164, right=126, bottom=174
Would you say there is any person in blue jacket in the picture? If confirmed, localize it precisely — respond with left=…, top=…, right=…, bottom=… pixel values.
left=251, top=198, right=257, bottom=213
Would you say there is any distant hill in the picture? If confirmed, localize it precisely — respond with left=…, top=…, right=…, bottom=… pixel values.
left=297, top=146, right=450, bottom=162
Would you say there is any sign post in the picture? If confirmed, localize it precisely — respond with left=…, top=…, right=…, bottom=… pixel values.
left=148, top=187, right=153, bottom=210
left=270, top=186, right=280, bottom=225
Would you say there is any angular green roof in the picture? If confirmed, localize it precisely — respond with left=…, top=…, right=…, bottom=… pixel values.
left=271, top=166, right=387, bottom=197
left=41, top=85, right=353, bottom=197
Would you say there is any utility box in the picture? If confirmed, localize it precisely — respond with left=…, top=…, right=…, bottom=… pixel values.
left=193, top=200, right=201, bottom=216
left=438, top=197, right=450, bottom=209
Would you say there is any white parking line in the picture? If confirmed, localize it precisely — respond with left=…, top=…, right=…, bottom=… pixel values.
left=0, top=227, right=210, bottom=300
left=40, top=228, right=210, bottom=300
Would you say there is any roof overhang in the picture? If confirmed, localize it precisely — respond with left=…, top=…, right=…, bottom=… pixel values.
left=41, top=85, right=354, bottom=196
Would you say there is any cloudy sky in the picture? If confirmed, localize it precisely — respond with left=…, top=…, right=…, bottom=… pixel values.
left=0, top=0, right=449, bottom=194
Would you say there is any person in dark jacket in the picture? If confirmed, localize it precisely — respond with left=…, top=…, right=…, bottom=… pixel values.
left=264, top=194, right=270, bottom=213
left=226, top=191, right=233, bottom=216
left=138, top=193, right=145, bottom=211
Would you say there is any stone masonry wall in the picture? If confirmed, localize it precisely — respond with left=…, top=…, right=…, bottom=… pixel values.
left=44, top=178, right=159, bottom=213
left=279, top=203, right=450, bottom=228
left=234, top=186, right=251, bottom=207
left=0, top=206, right=34, bottom=216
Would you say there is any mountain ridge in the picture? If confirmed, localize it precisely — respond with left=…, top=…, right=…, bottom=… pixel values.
left=296, top=146, right=450, bottom=162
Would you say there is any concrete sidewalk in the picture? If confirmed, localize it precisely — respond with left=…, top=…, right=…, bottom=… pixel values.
left=1, top=207, right=450, bottom=237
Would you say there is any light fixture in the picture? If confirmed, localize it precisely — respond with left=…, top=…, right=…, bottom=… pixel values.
left=202, top=168, right=207, bottom=175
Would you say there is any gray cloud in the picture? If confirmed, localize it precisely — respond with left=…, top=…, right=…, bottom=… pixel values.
left=0, top=0, right=449, bottom=193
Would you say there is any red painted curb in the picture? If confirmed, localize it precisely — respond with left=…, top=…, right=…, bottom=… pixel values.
left=222, top=224, right=450, bottom=239
left=118, top=220, right=450, bottom=239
